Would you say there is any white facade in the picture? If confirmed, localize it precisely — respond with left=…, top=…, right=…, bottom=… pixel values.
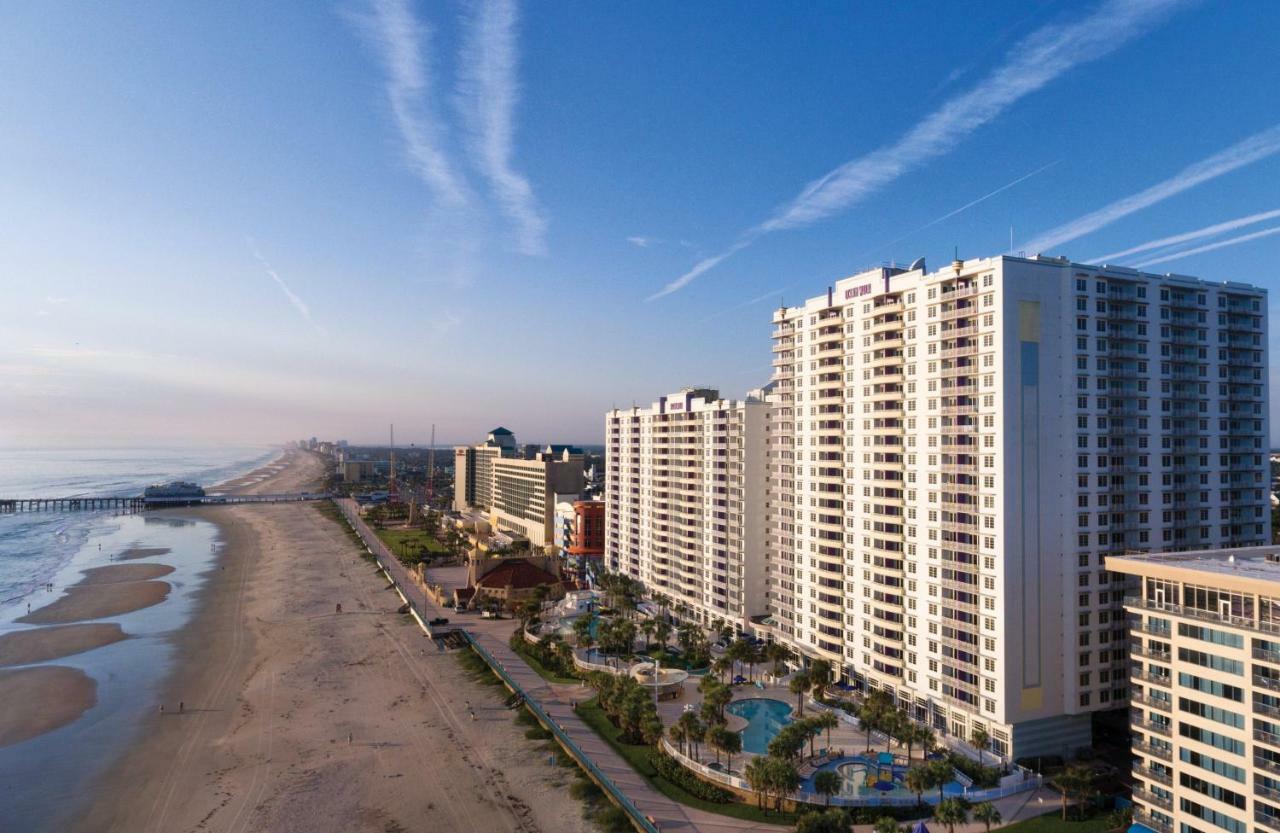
left=766, top=255, right=1268, bottom=758
left=605, top=387, right=769, bottom=632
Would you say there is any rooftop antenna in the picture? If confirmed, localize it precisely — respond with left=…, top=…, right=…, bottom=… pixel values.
left=426, top=423, right=436, bottom=506
left=388, top=423, right=399, bottom=504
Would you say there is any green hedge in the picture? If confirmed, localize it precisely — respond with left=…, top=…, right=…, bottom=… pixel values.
left=651, top=751, right=734, bottom=802
left=948, top=752, right=1002, bottom=788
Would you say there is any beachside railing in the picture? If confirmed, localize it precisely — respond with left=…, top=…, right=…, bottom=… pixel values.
left=466, top=634, right=660, bottom=833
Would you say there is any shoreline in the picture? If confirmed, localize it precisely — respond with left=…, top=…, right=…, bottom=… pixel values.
left=67, top=448, right=324, bottom=832
left=68, top=448, right=591, bottom=833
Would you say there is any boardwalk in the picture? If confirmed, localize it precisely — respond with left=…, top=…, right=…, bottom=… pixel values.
left=333, top=499, right=1059, bottom=833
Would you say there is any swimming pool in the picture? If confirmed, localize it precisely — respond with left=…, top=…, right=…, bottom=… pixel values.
left=557, top=613, right=601, bottom=640
left=727, top=698, right=793, bottom=754
left=822, top=755, right=964, bottom=799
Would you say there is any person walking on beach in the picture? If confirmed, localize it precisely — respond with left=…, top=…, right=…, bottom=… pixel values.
left=179, top=701, right=184, bottom=713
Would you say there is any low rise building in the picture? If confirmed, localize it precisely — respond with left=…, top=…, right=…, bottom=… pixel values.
left=453, top=428, right=586, bottom=548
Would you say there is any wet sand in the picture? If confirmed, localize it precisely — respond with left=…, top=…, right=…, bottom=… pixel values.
left=0, top=666, right=97, bottom=747
left=77, top=563, right=174, bottom=585
left=18, top=580, right=170, bottom=625
left=0, top=623, right=127, bottom=667
left=115, top=546, right=171, bottom=561
left=72, top=450, right=590, bottom=833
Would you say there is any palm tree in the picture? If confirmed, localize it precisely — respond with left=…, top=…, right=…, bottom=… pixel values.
left=808, top=658, right=832, bottom=697
left=677, top=711, right=704, bottom=761
left=1055, top=763, right=1095, bottom=821
left=814, top=769, right=842, bottom=806
left=716, top=728, right=741, bottom=773
left=789, top=671, right=811, bottom=716
left=970, top=726, right=990, bottom=767
left=929, top=757, right=954, bottom=805
left=815, top=710, right=839, bottom=753
left=712, top=655, right=732, bottom=683
left=874, top=817, right=901, bottom=833
left=934, top=797, right=971, bottom=833
left=764, top=756, right=800, bottom=812
left=744, top=756, right=770, bottom=810
left=973, top=801, right=1002, bottom=833
left=640, top=619, right=656, bottom=651
left=669, top=721, right=687, bottom=756
left=904, top=764, right=931, bottom=807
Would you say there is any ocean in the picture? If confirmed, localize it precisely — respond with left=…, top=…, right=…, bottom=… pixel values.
left=0, top=446, right=278, bottom=607
left=0, top=446, right=278, bottom=831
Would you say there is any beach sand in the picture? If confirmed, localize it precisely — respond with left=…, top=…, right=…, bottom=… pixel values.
left=0, top=623, right=127, bottom=667
left=72, top=449, right=589, bottom=833
left=18, top=580, right=170, bottom=625
left=77, top=563, right=175, bottom=584
left=0, top=666, right=97, bottom=747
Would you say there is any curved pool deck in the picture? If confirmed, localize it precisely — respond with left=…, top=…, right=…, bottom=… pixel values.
left=726, top=697, right=793, bottom=755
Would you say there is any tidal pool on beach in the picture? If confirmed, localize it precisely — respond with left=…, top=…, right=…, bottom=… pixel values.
left=0, top=511, right=221, bottom=833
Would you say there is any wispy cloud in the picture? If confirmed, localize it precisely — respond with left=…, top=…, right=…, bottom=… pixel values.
left=247, top=238, right=325, bottom=336
left=1091, top=207, right=1280, bottom=263
left=355, top=0, right=471, bottom=209
left=1023, top=123, right=1280, bottom=253
left=456, top=0, right=546, bottom=255
left=649, top=0, right=1188, bottom=300
left=627, top=236, right=653, bottom=248
left=45, top=296, right=69, bottom=305
left=1135, top=225, right=1280, bottom=268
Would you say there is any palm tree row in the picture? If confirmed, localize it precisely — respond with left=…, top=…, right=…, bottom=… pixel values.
left=585, top=671, right=663, bottom=745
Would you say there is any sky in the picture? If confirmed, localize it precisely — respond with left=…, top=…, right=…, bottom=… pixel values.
left=2, top=0, right=1279, bottom=448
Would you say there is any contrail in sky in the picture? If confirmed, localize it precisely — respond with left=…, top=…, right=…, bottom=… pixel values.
left=247, top=239, right=325, bottom=336
left=648, top=0, right=1190, bottom=300
left=357, top=0, right=471, bottom=209
left=865, top=160, right=1060, bottom=258
left=1090, top=207, right=1280, bottom=263
left=1022, top=123, right=1280, bottom=253
left=1135, top=225, right=1280, bottom=268
left=457, top=0, right=547, bottom=255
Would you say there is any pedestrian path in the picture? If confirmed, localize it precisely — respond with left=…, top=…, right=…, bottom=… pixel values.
left=332, top=499, right=1058, bottom=833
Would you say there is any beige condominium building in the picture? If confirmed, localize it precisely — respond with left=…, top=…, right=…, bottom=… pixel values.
left=766, top=254, right=1267, bottom=758
left=1110, top=547, right=1280, bottom=833
left=605, top=388, right=769, bottom=633
left=454, top=428, right=585, bottom=548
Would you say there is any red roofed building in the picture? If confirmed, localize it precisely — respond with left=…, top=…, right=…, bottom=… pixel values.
left=463, top=554, right=569, bottom=609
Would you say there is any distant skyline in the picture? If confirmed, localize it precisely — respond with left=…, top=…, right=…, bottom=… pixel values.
left=2, top=1, right=1279, bottom=447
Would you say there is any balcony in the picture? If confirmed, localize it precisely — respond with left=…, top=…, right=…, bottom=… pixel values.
left=1134, top=741, right=1171, bottom=762
left=1132, top=765, right=1171, bottom=787
left=1133, top=810, right=1171, bottom=833
left=1131, top=788, right=1172, bottom=811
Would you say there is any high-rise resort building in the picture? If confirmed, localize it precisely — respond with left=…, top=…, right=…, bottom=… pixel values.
left=1109, top=547, right=1280, bottom=833
left=605, top=388, right=770, bottom=633
left=762, top=254, right=1264, bottom=762
left=453, top=428, right=586, bottom=548
left=763, top=254, right=1268, bottom=758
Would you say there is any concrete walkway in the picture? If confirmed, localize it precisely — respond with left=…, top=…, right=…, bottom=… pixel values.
left=336, top=501, right=1058, bottom=833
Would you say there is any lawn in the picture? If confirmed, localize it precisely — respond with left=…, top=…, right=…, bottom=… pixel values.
left=575, top=698, right=797, bottom=826
left=996, top=811, right=1112, bottom=833
left=374, top=527, right=448, bottom=556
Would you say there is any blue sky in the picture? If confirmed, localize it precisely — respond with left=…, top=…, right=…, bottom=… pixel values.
left=2, top=0, right=1279, bottom=447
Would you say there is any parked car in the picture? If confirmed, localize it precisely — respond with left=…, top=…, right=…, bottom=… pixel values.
left=429, top=617, right=450, bottom=626
left=682, top=703, right=698, bottom=713
left=732, top=675, right=748, bottom=685
left=481, top=610, right=501, bottom=619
